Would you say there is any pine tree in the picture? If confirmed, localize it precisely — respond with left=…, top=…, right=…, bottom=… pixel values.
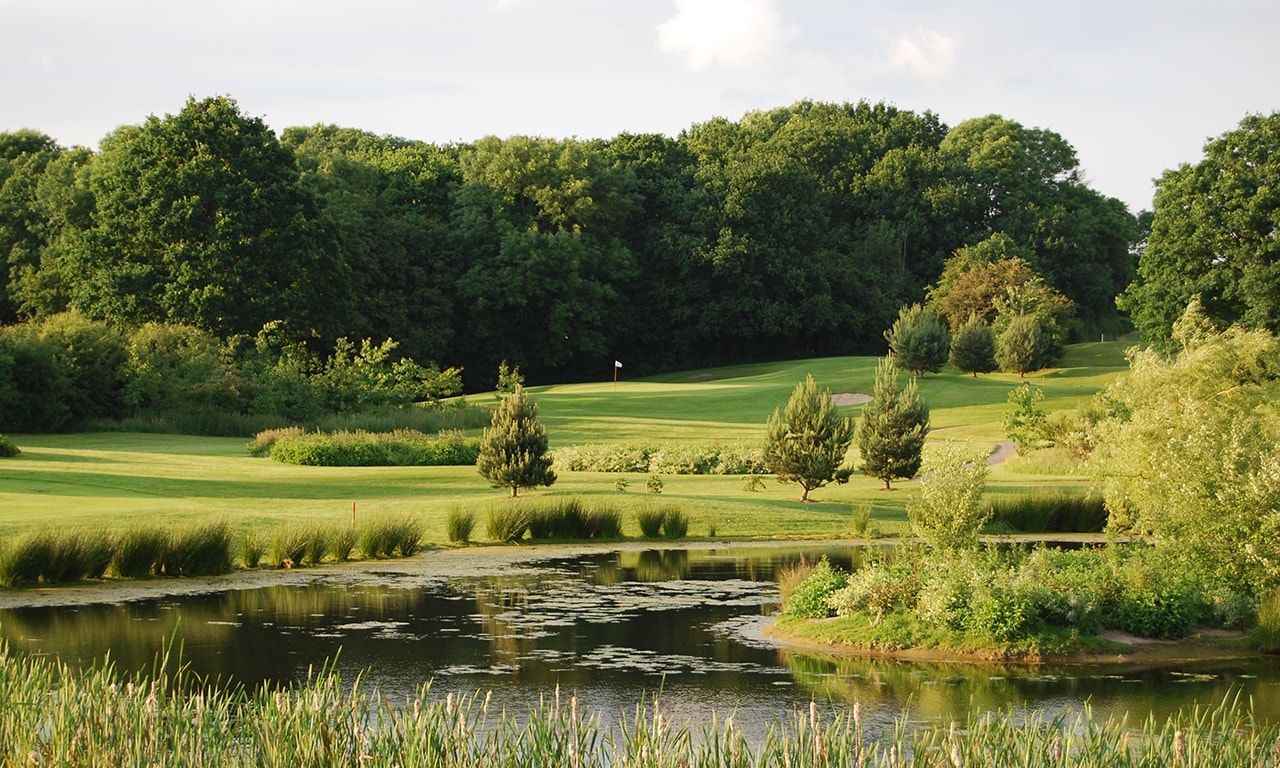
left=885, top=303, right=950, bottom=377
left=477, top=386, right=556, bottom=497
left=856, top=356, right=930, bottom=490
left=763, top=374, right=855, bottom=502
left=949, top=313, right=998, bottom=377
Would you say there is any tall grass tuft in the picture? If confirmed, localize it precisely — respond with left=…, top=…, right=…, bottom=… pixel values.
left=329, top=526, right=358, bottom=562
left=238, top=530, right=267, bottom=569
left=446, top=507, right=477, bottom=543
left=485, top=504, right=532, bottom=543
left=360, top=514, right=425, bottom=558
left=1252, top=588, right=1280, bottom=653
left=524, top=498, right=624, bottom=540
left=660, top=507, right=689, bottom=540
left=635, top=504, right=687, bottom=539
left=301, top=526, right=332, bottom=566
left=776, top=556, right=816, bottom=611
left=113, top=526, right=168, bottom=578
left=267, top=525, right=311, bottom=568
left=160, top=521, right=234, bottom=576
left=635, top=507, right=665, bottom=538
left=987, top=490, right=1108, bottom=533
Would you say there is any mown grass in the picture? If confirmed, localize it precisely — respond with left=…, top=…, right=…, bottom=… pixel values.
left=0, top=346, right=1128, bottom=548
left=1, top=643, right=1275, bottom=767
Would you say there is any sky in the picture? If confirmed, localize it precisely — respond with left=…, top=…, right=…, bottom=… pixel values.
left=2, top=0, right=1277, bottom=214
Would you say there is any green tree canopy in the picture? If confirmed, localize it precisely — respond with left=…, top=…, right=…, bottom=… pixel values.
left=948, top=313, right=997, bottom=376
left=884, top=303, right=949, bottom=376
left=1119, top=111, right=1280, bottom=344
left=1090, top=302, right=1280, bottom=594
left=763, top=374, right=855, bottom=502
left=477, top=386, right=556, bottom=497
left=856, top=356, right=930, bottom=490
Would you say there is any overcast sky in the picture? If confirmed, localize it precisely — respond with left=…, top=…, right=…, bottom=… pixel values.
left=3, top=0, right=1277, bottom=213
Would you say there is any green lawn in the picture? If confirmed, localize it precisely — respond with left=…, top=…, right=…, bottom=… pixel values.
left=0, top=344, right=1131, bottom=543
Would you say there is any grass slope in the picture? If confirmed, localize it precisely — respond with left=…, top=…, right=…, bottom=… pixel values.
left=0, top=345, right=1130, bottom=543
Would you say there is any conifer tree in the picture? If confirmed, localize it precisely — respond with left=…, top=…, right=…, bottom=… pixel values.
left=949, top=313, right=998, bottom=377
left=856, top=356, right=930, bottom=490
left=477, top=386, right=556, bottom=497
left=764, top=374, right=855, bottom=502
left=885, top=303, right=950, bottom=377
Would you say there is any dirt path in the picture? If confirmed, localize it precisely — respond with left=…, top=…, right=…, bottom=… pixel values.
left=986, top=441, right=1017, bottom=465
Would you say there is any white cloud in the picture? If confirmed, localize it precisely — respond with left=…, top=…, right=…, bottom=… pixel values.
left=656, top=0, right=797, bottom=72
left=889, top=29, right=957, bottom=77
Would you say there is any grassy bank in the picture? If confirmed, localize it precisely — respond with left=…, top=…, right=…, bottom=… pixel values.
left=2, top=644, right=1274, bottom=767
left=0, top=347, right=1127, bottom=546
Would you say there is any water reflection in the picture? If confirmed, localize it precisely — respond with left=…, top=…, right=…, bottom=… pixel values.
left=2, top=544, right=1277, bottom=737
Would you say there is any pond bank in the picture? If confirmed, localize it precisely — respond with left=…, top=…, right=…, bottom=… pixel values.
left=763, top=616, right=1258, bottom=667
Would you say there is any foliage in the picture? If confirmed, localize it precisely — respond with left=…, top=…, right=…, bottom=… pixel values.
left=764, top=374, right=855, bottom=501
left=1003, top=383, right=1050, bottom=453
left=907, top=442, right=991, bottom=551
left=476, top=386, right=556, bottom=497
left=948, top=313, right=997, bottom=376
left=5, top=645, right=1280, bottom=767
left=552, top=442, right=767, bottom=475
left=1120, top=111, right=1280, bottom=343
left=446, top=507, right=476, bottom=543
left=782, top=557, right=848, bottom=619
left=495, top=359, right=524, bottom=398
left=996, top=314, right=1046, bottom=376
left=0, top=433, right=17, bottom=457
left=646, top=473, right=664, bottom=494
left=1089, top=307, right=1280, bottom=595
left=113, top=527, right=168, bottom=578
left=885, top=303, right=950, bottom=376
left=856, top=357, right=930, bottom=490
left=266, top=429, right=479, bottom=467
left=1250, top=588, right=1280, bottom=653
left=158, top=521, right=233, bottom=577
left=926, top=235, right=1039, bottom=328
left=986, top=490, right=1108, bottom=533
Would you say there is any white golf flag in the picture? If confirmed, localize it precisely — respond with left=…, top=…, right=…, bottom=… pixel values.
left=614, top=360, right=623, bottom=368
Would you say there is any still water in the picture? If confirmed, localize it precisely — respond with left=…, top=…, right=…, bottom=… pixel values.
left=3, top=545, right=1279, bottom=736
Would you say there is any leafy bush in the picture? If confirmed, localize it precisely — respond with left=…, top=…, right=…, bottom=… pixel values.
left=552, top=442, right=767, bottom=475
left=247, top=426, right=304, bottom=457
left=446, top=508, right=476, bottom=543
left=0, top=434, right=19, bottom=457
left=266, top=429, right=480, bottom=467
left=907, top=441, right=991, bottom=550
left=782, top=557, right=848, bottom=618
left=829, top=557, right=920, bottom=624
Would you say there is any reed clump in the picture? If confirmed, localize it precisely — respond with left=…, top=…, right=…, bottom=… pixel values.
left=1, top=644, right=1276, bottom=767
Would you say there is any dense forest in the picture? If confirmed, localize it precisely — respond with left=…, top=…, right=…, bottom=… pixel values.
left=6, top=96, right=1274, bottom=432
left=0, top=96, right=1137, bottom=384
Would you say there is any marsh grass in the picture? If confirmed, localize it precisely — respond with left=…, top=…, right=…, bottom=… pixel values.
left=634, top=504, right=687, bottom=539
left=776, top=557, right=816, bottom=611
left=526, top=498, right=624, bottom=540
left=2, top=643, right=1273, bottom=767
left=660, top=508, right=689, bottom=540
left=485, top=504, right=533, bottom=543
left=359, top=514, right=424, bottom=558
left=268, top=525, right=311, bottom=568
left=113, top=526, right=168, bottom=578
left=329, top=526, right=358, bottom=562
left=239, top=530, right=267, bottom=569
left=446, top=507, right=476, bottom=543
left=1251, top=588, right=1280, bottom=653
left=635, top=507, right=665, bottom=538
left=987, top=490, right=1107, bottom=533
left=160, top=521, right=234, bottom=576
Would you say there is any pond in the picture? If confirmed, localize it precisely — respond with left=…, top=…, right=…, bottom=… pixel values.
left=3, top=543, right=1279, bottom=738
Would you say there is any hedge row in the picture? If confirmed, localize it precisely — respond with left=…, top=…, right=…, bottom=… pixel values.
left=254, top=428, right=480, bottom=467
left=552, top=442, right=767, bottom=475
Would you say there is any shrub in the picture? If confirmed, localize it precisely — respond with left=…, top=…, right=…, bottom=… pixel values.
left=446, top=507, right=476, bottom=543
left=552, top=442, right=767, bottom=475
left=0, top=434, right=19, bottom=457
left=646, top=474, right=664, bottom=494
left=267, top=429, right=480, bottom=467
left=829, top=557, right=920, bottom=624
left=485, top=505, right=532, bottom=543
left=113, top=527, right=168, bottom=578
left=907, top=441, right=991, bottom=551
left=247, top=426, right=304, bottom=457
left=782, top=557, right=848, bottom=618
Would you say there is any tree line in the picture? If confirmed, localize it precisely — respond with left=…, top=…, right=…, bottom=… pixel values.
left=1, top=95, right=1139, bottom=393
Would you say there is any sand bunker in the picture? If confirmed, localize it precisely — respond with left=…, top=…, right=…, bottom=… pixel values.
left=830, top=393, right=873, bottom=406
